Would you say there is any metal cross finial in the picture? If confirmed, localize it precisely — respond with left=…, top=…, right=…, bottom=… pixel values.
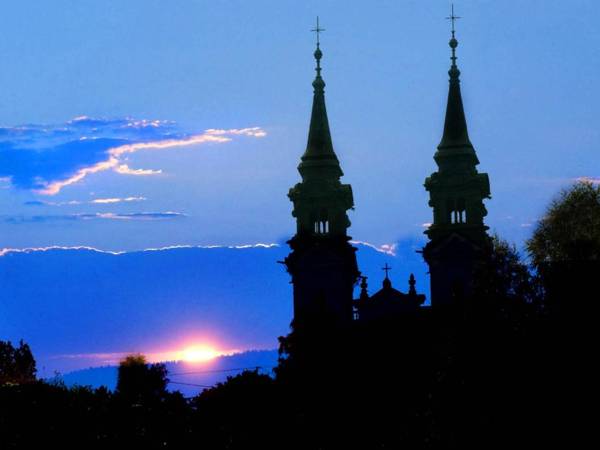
left=382, top=263, right=392, bottom=278
left=446, top=4, right=461, bottom=37
left=311, top=16, right=325, bottom=45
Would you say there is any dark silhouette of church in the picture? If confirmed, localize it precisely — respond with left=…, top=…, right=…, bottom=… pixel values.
left=284, top=16, right=490, bottom=323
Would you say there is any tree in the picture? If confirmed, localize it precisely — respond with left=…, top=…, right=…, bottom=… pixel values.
left=0, top=339, right=37, bottom=385
left=527, top=181, right=600, bottom=267
left=472, top=235, right=541, bottom=316
left=115, top=354, right=168, bottom=405
left=191, top=370, right=279, bottom=449
left=526, top=181, right=600, bottom=315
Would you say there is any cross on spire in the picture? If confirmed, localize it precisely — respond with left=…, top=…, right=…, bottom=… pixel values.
left=382, top=263, right=392, bottom=279
left=445, top=4, right=461, bottom=70
left=446, top=4, right=461, bottom=37
left=311, top=16, right=325, bottom=46
left=311, top=17, right=325, bottom=77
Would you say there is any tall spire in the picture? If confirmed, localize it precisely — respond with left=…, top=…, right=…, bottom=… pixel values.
left=423, top=5, right=492, bottom=307
left=299, top=17, right=342, bottom=180
left=437, top=5, right=477, bottom=162
left=285, top=18, right=359, bottom=324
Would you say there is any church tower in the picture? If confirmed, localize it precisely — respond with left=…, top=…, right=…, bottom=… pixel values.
left=285, top=23, right=359, bottom=323
left=423, top=10, right=491, bottom=307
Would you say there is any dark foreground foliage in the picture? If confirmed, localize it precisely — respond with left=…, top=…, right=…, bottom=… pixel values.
left=2, top=259, right=596, bottom=449
left=0, top=340, right=36, bottom=385
left=1, top=182, right=597, bottom=448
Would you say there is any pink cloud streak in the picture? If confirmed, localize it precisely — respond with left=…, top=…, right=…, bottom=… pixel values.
left=35, top=127, right=266, bottom=195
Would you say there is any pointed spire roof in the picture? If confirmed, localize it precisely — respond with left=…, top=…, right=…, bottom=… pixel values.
left=436, top=7, right=479, bottom=164
left=298, top=18, right=343, bottom=180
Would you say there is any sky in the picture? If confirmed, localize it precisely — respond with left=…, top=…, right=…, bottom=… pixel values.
left=1, top=1, right=599, bottom=373
left=0, top=242, right=428, bottom=376
left=0, top=0, right=598, bottom=252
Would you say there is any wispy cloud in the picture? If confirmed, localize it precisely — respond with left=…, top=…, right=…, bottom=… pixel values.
left=205, top=127, right=267, bottom=138
left=35, top=129, right=262, bottom=195
left=576, top=176, right=600, bottom=185
left=0, top=243, right=279, bottom=258
left=350, top=240, right=397, bottom=256
left=50, top=348, right=240, bottom=366
left=91, top=196, right=146, bottom=204
left=115, top=165, right=162, bottom=176
left=0, top=240, right=395, bottom=257
left=24, top=196, right=146, bottom=206
left=0, top=117, right=266, bottom=195
left=4, top=211, right=185, bottom=224
left=141, top=243, right=280, bottom=252
left=0, top=245, right=126, bottom=257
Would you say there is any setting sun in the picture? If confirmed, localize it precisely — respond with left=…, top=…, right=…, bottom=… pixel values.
left=179, top=346, right=219, bottom=363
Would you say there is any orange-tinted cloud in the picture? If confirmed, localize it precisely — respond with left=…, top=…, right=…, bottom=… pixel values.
left=36, top=127, right=266, bottom=195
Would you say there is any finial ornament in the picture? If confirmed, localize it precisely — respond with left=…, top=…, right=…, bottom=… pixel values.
left=408, top=273, right=417, bottom=295
left=311, top=17, right=326, bottom=84
left=445, top=4, right=461, bottom=78
left=359, top=276, right=369, bottom=300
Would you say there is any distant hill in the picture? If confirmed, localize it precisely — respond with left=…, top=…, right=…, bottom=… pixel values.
left=0, top=239, right=429, bottom=376
left=59, top=349, right=280, bottom=398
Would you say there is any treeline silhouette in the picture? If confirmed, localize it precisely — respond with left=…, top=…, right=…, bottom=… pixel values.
left=1, top=181, right=598, bottom=449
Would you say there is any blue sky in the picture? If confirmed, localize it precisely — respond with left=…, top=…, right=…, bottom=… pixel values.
left=1, top=0, right=599, bottom=375
left=1, top=0, right=599, bottom=252
left=1, top=242, right=430, bottom=375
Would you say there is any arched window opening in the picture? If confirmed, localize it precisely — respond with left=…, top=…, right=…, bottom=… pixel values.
left=313, top=220, right=330, bottom=235
left=457, top=198, right=466, bottom=224
left=311, top=209, right=329, bottom=235
left=446, top=198, right=456, bottom=224
left=447, top=198, right=466, bottom=224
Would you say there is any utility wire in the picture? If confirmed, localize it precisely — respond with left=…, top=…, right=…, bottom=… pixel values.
left=169, top=365, right=274, bottom=376
left=168, top=365, right=277, bottom=392
left=168, top=381, right=214, bottom=388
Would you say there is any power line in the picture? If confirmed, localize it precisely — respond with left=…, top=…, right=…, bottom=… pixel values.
left=168, top=381, right=214, bottom=388
left=169, top=365, right=274, bottom=376
left=168, top=366, right=277, bottom=392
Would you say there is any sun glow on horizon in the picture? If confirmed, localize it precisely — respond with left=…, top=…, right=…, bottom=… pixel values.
left=177, top=345, right=220, bottom=363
